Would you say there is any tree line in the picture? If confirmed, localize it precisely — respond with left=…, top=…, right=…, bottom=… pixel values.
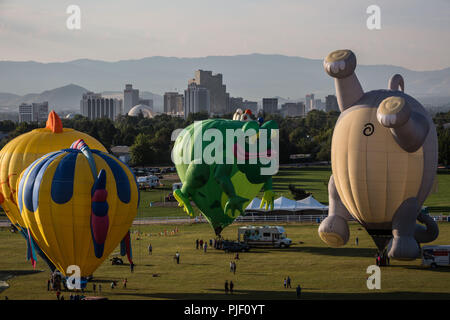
left=1, top=110, right=449, bottom=167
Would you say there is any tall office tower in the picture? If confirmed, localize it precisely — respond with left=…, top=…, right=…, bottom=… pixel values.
left=188, top=70, right=229, bottom=115
left=325, top=94, right=339, bottom=112
left=18, top=102, right=49, bottom=123
left=123, top=84, right=139, bottom=114
left=138, top=98, right=154, bottom=110
left=184, top=83, right=210, bottom=119
left=305, top=93, right=315, bottom=112
left=281, top=102, right=306, bottom=118
left=262, top=98, right=278, bottom=114
left=314, top=99, right=324, bottom=110
left=164, top=92, right=184, bottom=115
left=229, top=97, right=244, bottom=111
left=80, top=92, right=122, bottom=121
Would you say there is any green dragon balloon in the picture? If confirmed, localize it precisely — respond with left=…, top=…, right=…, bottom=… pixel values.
left=172, top=117, right=278, bottom=235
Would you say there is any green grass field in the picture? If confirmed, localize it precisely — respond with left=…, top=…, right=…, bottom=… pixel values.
left=1, top=165, right=449, bottom=300
left=137, top=166, right=450, bottom=218
left=1, top=222, right=450, bottom=300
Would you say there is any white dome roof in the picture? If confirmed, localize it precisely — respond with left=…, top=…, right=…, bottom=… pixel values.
left=128, top=104, right=154, bottom=118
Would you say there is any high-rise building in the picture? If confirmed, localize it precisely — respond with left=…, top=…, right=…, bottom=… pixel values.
left=188, top=70, right=229, bottom=115
left=164, top=92, right=184, bottom=115
left=314, top=99, right=324, bottom=110
left=184, top=83, right=210, bottom=119
left=305, top=94, right=315, bottom=112
left=138, top=98, right=153, bottom=110
left=229, top=97, right=258, bottom=114
left=325, top=94, right=339, bottom=112
left=80, top=92, right=122, bottom=121
left=262, top=98, right=278, bottom=114
left=281, top=102, right=305, bottom=118
left=123, top=84, right=153, bottom=113
left=123, top=84, right=140, bottom=114
left=19, top=102, right=48, bottom=123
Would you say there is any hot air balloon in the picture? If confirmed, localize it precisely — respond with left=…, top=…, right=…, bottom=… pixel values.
left=172, top=118, right=278, bottom=235
left=0, top=111, right=107, bottom=268
left=17, top=140, right=139, bottom=277
left=318, top=49, right=439, bottom=261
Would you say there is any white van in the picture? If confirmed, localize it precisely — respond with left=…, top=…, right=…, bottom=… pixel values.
left=137, top=175, right=160, bottom=189
left=238, top=226, right=292, bottom=248
left=422, top=245, right=450, bottom=268
left=172, top=183, right=183, bottom=191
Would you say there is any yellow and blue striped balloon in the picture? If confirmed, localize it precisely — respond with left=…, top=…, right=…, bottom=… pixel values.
left=18, top=144, right=139, bottom=277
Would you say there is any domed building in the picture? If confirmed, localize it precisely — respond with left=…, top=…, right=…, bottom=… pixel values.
left=127, top=104, right=154, bottom=118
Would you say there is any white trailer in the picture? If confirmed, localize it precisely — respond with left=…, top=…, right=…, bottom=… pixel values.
left=422, top=245, right=450, bottom=268
left=137, top=175, right=160, bottom=189
left=238, top=225, right=292, bottom=248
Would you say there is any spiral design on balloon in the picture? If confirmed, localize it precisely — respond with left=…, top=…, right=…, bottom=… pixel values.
left=363, top=123, right=375, bottom=136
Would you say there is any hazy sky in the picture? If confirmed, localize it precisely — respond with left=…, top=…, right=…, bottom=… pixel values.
left=1, top=0, right=449, bottom=70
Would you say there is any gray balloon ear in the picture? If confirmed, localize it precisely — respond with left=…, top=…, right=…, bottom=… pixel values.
left=388, top=74, right=405, bottom=92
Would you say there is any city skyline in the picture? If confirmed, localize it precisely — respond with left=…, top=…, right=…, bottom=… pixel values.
left=1, top=0, right=449, bottom=71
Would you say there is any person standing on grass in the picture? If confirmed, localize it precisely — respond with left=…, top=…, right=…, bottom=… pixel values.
left=284, top=278, right=287, bottom=288
left=196, top=239, right=199, bottom=249
left=355, top=236, right=359, bottom=246
left=287, top=276, right=292, bottom=288
left=130, top=262, right=135, bottom=273
left=175, top=251, right=180, bottom=264
left=148, top=243, right=152, bottom=255
left=225, top=280, right=229, bottom=294
left=233, top=261, right=237, bottom=274
left=204, top=242, right=207, bottom=253
left=93, top=283, right=96, bottom=292
left=123, top=278, right=127, bottom=289
left=296, top=284, right=302, bottom=299
left=230, top=281, right=234, bottom=294
left=199, top=239, right=203, bottom=248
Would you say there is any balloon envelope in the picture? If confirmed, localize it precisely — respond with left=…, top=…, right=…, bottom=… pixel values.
left=18, top=148, right=139, bottom=276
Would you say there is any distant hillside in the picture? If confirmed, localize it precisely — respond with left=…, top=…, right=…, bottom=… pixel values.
left=1, top=54, right=450, bottom=103
left=0, top=84, right=164, bottom=113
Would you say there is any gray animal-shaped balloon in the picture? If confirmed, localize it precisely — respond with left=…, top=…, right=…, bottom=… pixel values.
left=318, top=49, right=439, bottom=260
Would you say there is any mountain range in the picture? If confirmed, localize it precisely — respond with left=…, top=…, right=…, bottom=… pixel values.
left=0, top=84, right=164, bottom=113
left=0, top=54, right=449, bottom=112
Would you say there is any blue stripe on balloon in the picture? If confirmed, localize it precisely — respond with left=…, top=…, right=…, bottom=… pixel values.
left=51, top=151, right=78, bottom=204
left=19, top=152, right=61, bottom=214
left=92, top=150, right=131, bottom=204
left=120, top=158, right=140, bottom=208
left=23, top=152, right=63, bottom=212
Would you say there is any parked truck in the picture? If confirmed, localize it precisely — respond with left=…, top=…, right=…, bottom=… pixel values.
left=137, top=175, right=160, bottom=190
left=422, top=245, right=450, bottom=268
left=238, top=226, right=292, bottom=248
